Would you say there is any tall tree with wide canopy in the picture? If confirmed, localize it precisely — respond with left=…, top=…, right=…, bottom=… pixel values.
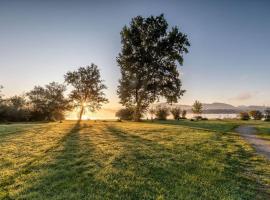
left=65, top=64, right=108, bottom=120
left=117, top=14, right=190, bottom=121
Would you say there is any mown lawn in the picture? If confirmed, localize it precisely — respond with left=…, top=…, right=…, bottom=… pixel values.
left=0, top=120, right=270, bottom=199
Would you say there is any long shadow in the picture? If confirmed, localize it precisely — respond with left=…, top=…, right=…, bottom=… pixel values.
left=15, top=120, right=107, bottom=199
left=104, top=124, right=270, bottom=199
left=0, top=123, right=69, bottom=199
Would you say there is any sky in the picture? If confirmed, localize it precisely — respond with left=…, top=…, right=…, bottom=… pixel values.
left=0, top=0, right=270, bottom=111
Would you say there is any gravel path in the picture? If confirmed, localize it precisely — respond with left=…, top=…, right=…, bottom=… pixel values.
left=236, top=125, right=270, bottom=160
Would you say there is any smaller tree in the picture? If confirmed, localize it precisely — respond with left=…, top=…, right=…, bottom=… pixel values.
left=115, top=108, right=134, bottom=120
left=65, top=64, right=108, bottom=121
left=239, top=112, right=250, bottom=120
left=181, top=110, right=187, bottom=119
left=265, top=108, right=270, bottom=121
left=192, top=100, right=203, bottom=116
left=171, top=106, right=181, bottom=120
left=249, top=110, right=263, bottom=120
left=155, top=106, right=170, bottom=120
left=28, top=82, right=71, bottom=121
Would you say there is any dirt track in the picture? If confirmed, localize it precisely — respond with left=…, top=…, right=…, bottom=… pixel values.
left=236, top=125, right=270, bottom=160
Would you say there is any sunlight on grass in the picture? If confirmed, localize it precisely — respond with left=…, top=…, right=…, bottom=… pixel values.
left=0, top=121, right=269, bottom=199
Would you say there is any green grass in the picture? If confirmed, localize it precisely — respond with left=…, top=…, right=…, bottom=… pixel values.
left=0, top=120, right=270, bottom=199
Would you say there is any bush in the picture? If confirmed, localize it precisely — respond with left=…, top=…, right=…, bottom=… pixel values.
left=0, top=96, right=31, bottom=122
left=115, top=108, right=134, bottom=120
left=170, top=106, right=181, bottom=120
left=239, top=112, right=250, bottom=120
left=155, top=106, right=170, bottom=120
left=181, top=110, right=187, bottom=119
left=265, top=109, right=270, bottom=121
left=249, top=110, right=263, bottom=120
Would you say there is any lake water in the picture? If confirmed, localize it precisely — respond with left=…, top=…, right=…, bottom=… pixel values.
left=186, top=113, right=238, bottom=119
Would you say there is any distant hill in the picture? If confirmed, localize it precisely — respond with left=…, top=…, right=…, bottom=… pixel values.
left=156, top=102, right=268, bottom=114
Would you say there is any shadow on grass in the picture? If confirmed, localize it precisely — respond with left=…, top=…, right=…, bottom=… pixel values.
left=147, top=120, right=239, bottom=134
left=16, top=121, right=107, bottom=199
left=104, top=124, right=270, bottom=199
left=10, top=121, right=269, bottom=199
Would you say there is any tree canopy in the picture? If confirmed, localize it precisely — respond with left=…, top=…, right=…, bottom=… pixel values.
left=117, top=14, right=190, bottom=121
left=65, top=64, right=108, bottom=120
left=192, top=100, right=203, bottom=115
left=27, top=82, right=70, bottom=121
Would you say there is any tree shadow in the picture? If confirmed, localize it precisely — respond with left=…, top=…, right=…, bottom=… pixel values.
left=103, top=124, right=270, bottom=199
left=16, top=121, right=107, bottom=199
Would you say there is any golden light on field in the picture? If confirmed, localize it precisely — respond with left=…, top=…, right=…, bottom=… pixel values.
left=66, top=107, right=119, bottom=120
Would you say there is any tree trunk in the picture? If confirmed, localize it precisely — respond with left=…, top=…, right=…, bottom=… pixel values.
left=133, top=104, right=141, bottom=122
left=79, top=106, right=84, bottom=121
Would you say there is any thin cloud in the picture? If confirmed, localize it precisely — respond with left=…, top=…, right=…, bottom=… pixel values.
left=231, top=92, right=254, bottom=101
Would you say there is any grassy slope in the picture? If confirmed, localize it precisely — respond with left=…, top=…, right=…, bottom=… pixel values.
left=0, top=121, right=269, bottom=199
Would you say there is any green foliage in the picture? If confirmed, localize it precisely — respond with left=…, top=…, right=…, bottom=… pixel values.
left=115, top=108, right=134, bottom=120
left=170, top=106, right=181, bottom=120
left=239, top=112, right=250, bottom=120
left=265, top=108, right=270, bottom=121
left=192, top=100, right=203, bottom=115
left=65, top=64, right=108, bottom=120
left=27, top=82, right=71, bottom=121
left=249, top=110, right=263, bottom=120
left=0, top=95, right=30, bottom=122
left=117, top=14, right=190, bottom=121
left=155, top=105, right=170, bottom=120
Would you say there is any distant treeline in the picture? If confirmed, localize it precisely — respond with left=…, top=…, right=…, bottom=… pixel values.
left=0, top=64, right=108, bottom=122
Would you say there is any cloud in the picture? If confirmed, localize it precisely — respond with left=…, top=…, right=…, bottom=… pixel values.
left=230, top=92, right=254, bottom=101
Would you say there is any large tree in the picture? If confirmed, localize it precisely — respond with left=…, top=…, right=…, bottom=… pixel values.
left=64, top=64, right=108, bottom=120
left=27, top=82, right=70, bottom=121
left=117, top=14, right=190, bottom=121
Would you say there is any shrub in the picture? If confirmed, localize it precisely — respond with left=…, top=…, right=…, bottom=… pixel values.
left=170, top=106, right=181, bottom=120
left=181, top=110, right=187, bottom=119
left=265, top=108, right=270, bottom=121
left=115, top=108, right=134, bottom=120
left=155, top=106, right=170, bottom=120
left=249, top=110, right=263, bottom=120
left=239, top=112, right=250, bottom=120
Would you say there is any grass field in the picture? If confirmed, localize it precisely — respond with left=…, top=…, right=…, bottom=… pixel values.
left=0, top=120, right=270, bottom=199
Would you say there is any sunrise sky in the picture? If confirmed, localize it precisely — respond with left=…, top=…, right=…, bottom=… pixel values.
left=1, top=0, right=270, bottom=115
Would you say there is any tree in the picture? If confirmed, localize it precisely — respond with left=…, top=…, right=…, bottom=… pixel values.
left=192, top=100, right=203, bottom=116
left=265, top=108, right=270, bottom=121
left=117, top=14, right=190, bottom=121
left=171, top=106, right=181, bottom=120
left=65, top=64, right=108, bottom=120
left=239, top=112, right=250, bottom=120
left=28, top=82, right=70, bottom=121
left=181, top=110, right=187, bottom=119
left=249, top=110, right=263, bottom=120
left=155, top=105, right=170, bottom=120
left=115, top=108, right=134, bottom=120
left=0, top=95, right=30, bottom=122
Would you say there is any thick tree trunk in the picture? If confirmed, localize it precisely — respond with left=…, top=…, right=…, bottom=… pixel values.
left=79, top=106, right=84, bottom=121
